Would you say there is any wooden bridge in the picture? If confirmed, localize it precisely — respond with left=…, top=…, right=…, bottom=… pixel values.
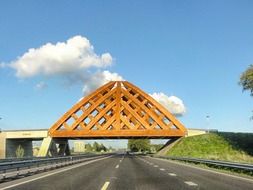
left=49, top=81, right=187, bottom=139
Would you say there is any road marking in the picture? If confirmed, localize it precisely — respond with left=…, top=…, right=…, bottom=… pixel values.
left=168, top=173, right=177, bottom=176
left=0, top=156, right=112, bottom=190
left=151, top=157, right=253, bottom=183
left=184, top=181, right=198, bottom=186
left=101, top=181, right=110, bottom=190
left=115, top=164, right=119, bottom=169
left=159, top=168, right=165, bottom=171
left=154, top=165, right=158, bottom=167
left=119, top=160, right=122, bottom=162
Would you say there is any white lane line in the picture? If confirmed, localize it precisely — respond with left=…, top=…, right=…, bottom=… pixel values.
left=159, top=168, right=165, bottom=171
left=184, top=181, right=198, bottom=186
left=115, top=164, right=119, bottom=169
left=0, top=156, right=112, bottom=190
left=151, top=156, right=253, bottom=184
left=168, top=173, right=177, bottom=176
left=119, top=160, right=122, bottom=162
left=154, top=165, right=158, bottom=167
left=101, top=181, right=110, bottom=190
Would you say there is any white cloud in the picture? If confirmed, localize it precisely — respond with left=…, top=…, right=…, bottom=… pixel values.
left=6, top=35, right=121, bottom=95
left=10, top=35, right=113, bottom=78
left=5, top=35, right=186, bottom=117
left=82, top=70, right=124, bottom=95
left=150, top=92, right=186, bottom=116
left=35, top=81, right=48, bottom=90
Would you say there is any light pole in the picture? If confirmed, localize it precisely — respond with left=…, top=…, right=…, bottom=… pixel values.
left=206, top=115, right=210, bottom=133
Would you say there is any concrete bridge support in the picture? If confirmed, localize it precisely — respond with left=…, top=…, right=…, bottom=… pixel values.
left=0, top=132, right=6, bottom=159
left=37, top=137, right=70, bottom=157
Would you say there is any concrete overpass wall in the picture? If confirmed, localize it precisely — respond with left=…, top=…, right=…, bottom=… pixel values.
left=4, top=130, right=48, bottom=139
left=186, top=128, right=208, bottom=137
left=0, top=129, right=48, bottom=159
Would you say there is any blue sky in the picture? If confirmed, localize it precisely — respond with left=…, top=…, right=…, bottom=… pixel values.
left=1, top=0, right=253, bottom=139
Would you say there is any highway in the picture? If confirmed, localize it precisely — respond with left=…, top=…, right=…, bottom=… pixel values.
left=0, top=154, right=252, bottom=190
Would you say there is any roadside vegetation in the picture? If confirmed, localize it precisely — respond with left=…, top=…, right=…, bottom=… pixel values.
left=166, top=132, right=253, bottom=163
left=127, top=139, right=163, bottom=153
left=71, top=142, right=114, bottom=154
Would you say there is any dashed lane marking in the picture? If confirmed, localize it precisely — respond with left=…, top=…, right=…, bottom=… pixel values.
left=154, top=165, right=158, bottom=167
left=159, top=168, right=165, bottom=171
left=101, top=181, right=110, bottom=190
left=184, top=181, right=198, bottom=186
left=151, top=156, right=253, bottom=184
left=115, top=164, right=119, bottom=169
left=168, top=173, right=177, bottom=176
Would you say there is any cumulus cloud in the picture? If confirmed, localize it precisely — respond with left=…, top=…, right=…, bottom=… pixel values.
left=6, top=35, right=121, bottom=95
left=150, top=92, right=186, bottom=116
left=82, top=70, right=124, bottom=95
left=10, top=35, right=113, bottom=78
left=4, top=35, right=186, bottom=116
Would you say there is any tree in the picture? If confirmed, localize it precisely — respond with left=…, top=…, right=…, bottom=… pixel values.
left=128, top=139, right=151, bottom=152
left=85, top=143, right=92, bottom=152
left=16, top=145, right=24, bottom=158
left=239, top=65, right=253, bottom=96
left=99, top=143, right=107, bottom=152
left=93, top=142, right=100, bottom=152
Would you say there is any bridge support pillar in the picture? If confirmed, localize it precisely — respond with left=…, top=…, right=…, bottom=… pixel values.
left=38, top=137, right=70, bottom=157
left=37, top=137, right=53, bottom=157
left=0, top=132, right=6, bottom=159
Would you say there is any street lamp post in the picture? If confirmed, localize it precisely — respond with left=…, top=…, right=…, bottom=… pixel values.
left=206, top=115, right=210, bottom=133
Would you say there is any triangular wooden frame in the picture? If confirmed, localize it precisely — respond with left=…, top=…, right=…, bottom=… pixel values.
left=49, top=81, right=187, bottom=138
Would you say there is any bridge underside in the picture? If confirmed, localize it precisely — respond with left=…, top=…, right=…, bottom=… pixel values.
left=51, top=131, right=185, bottom=139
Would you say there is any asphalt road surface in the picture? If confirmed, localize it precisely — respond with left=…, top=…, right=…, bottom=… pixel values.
left=0, top=154, right=252, bottom=190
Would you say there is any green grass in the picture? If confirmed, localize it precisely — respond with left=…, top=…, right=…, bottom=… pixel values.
left=166, top=132, right=253, bottom=163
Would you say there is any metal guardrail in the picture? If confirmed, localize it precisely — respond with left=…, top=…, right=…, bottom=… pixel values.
left=0, top=153, right=96, bottom=163
left=0, top=153, right=111, bottom=181
left=154, top=156, right=253, bottom=172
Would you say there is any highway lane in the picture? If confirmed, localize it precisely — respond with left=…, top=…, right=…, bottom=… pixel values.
left=0, top=154, right=252, bottom=190
left=0, top=155, right=120, bottom=190
left=109, top=154, right=191, bottom=190
left=139, top=156, right=253, bottom=190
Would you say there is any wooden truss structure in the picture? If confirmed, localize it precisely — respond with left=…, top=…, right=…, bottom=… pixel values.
left=49, top=81, right=187, bottom=138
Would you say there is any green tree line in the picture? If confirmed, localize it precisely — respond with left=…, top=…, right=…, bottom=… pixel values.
left=85, top=142, right=114, bottom=152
